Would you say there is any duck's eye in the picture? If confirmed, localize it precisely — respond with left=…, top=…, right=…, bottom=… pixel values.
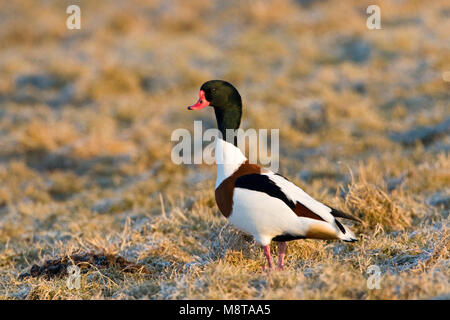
left=199, top=100, right=203, bottom=103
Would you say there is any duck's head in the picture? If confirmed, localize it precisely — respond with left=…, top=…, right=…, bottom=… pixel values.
left=188, top=80, right=242, bottom=142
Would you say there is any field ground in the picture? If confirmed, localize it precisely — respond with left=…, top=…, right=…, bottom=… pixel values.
left=0, top=0, right=449, bottom=299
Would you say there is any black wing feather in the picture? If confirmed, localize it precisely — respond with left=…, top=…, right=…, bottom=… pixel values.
left=235, top=174, right=296, bottom=209
left=330, top=208, right=361, bottom=223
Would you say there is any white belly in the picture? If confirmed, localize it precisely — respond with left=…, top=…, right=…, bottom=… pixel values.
left=229, top=188, right=311, bottom=246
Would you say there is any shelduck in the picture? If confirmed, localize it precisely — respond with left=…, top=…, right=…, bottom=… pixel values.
left=188, top=80, right=360, bottom=270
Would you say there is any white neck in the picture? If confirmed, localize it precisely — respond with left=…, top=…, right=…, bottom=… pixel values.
left=215, top=138, right=247, bottom=188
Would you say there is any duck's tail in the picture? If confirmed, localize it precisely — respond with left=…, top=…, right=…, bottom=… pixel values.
left=334, top=218, right=358, bottom=242
left=329, top=207, right=360, bottom=242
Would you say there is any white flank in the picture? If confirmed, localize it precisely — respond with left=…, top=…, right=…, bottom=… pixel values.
left=230, top=188, right=335, bottom=245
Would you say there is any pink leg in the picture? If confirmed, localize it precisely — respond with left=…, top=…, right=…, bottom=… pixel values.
left=263, top=245, right=273, bottom=270
left=278, top=242, right=287, bottom=270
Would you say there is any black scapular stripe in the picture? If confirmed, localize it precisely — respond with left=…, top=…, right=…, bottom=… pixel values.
left=235, top=174, right=296, bottom=209
left=272, top=234, right=306, bottom=242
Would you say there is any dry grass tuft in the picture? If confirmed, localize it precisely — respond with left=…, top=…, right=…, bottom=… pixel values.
left=342, top=164, right=416, bottom=232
